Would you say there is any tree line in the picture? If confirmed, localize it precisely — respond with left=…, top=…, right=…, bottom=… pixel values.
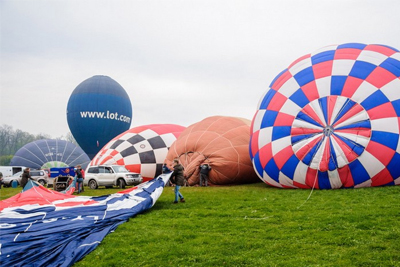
left=0, top=124, right=76, bottom=165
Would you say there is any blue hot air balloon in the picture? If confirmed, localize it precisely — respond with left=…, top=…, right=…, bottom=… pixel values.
left=67, top=75, right=132, bottom=159
left=10, top=139, right=90, bottom=169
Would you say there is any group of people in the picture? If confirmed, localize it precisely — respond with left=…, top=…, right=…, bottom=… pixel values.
left=164, top=159, right=212, bottom=204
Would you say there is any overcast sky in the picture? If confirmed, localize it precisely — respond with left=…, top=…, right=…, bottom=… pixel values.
left=1, top=0, right=399, bottom=138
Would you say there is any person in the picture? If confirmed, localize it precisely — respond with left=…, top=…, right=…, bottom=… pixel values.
left=199, top=163, right=211, bottom=187
left=20, top=167, right=31, bottom=188
left=162, top=163, right=171, bottom=174
left=170, top=159, right=185, bottom=204
left=80, top=166, right=85, bottom=192
left=0, top=171, right=3, bottom=189
left=75, top=165, right=84, bottom=194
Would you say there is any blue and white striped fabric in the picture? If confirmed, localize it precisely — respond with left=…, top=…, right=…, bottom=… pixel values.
left=0, top=173, right=171, bottom=267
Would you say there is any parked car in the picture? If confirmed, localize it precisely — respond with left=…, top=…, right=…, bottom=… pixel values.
left=84, top=165, right=143, bottom=189
left=2, top=169, right=49, bottom=187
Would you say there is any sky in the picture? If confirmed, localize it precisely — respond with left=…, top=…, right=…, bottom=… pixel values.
left=1, top=0, right=400, bottom=138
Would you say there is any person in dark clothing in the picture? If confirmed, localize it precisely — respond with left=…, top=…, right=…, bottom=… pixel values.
left=0, top=171, right=3, bottom=189
left=75, top=165, right=84, bottom=194
left=199, top=163, right=211, bottom=187
left=170, top=159, right=185, bottom=203
left=20, top=168, right=31, bottom=188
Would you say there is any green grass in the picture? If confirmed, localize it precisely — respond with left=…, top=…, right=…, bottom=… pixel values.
left=1, top=184, right=400, bottom=266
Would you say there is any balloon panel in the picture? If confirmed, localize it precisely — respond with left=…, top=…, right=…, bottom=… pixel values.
left=90, top=124, right=185, bottom=181
left=10, top=139, right=90, bottom=169
left=250, top=43, right=400, bottom=189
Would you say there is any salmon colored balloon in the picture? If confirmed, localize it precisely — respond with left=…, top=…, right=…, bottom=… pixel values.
left=165, top=116, right=259, bottom=186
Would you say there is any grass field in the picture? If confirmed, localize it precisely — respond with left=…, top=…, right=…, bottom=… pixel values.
left=1, top=183, right=400, bottom=266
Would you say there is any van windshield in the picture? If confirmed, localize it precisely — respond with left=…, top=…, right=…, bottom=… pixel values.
left=112, top=166, right=129, bottom=173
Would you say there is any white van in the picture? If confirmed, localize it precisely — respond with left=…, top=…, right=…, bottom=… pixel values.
left=0, top=166, right=27, bottom=177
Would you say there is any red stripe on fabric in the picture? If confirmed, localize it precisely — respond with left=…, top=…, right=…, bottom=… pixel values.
left=267, top=92, right=287, bottom=111
left=293, top=180, right=310, bottom=189
left=319, top=138, right=331, bottom=172
left=301, top=80, right=320, bottom=102
left=327, top=95, right=338, bottom=125
left=250, top=130, right=260, bottom=158
left=274, top=145, right=294, bottom=169
left=291, top=128, right=321, bottom=136
left=337, top=165, right=354, bottom=188
left=365, top=66, right=397, bottom=88
left=125, top=164, right=141, bottom=174
left=258, top=143, right=273, bottom=169
left=367, top=102, right=397, bottom=120
left=288, top=54, right=311, bottom=69
left=371, top=168, right=393, bottom=186
left=365, top=140, right=396, bottom=166
left=116, top=158, right=125, bottom=165
left=301, top=105, right=325, bottom=126
left=99, top=155, right=114, bottom=165
left=271, top=70, right=293, bottom=90
left=295, top=136, right=322, bottom=160
left=364, top=44, right=398, bottom=56
left=334, top=128, right=371, bottom=138
left=312, top=60, right=333, bottom=79
left=333, top=104, right=364, bottom=127
left=331, top=135, right=358, bottom=162
left=305, top=168, right=319, bottom=189
left=274, top=112, right=295, bottom=126
left=334, top=48, right=362, bottom=59
left=341, top=76, right=364, bottom=98
left=55, top=200, right=99, bottom=207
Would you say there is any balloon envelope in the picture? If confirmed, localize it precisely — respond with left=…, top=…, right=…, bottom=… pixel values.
left=10, top=139, right=90, bottom=169
left=90, top=124, right=185, bottom=181
left=166, top=116, right=260, bottom=186
left=250, top=43, right=400, bottom=189
left=67, top=75, right=132, bottom=159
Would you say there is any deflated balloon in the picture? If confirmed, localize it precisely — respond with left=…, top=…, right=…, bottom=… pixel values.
left=10, top=139, right=90, bottom=169
left=90, top=124, right=185, bottom=181
left=250, top=43, right=400, bottom=189
left=166, top=116, right=259, bottom=186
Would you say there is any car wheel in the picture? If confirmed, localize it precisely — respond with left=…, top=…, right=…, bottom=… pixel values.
left=118, top=179, right=126, bottom=189
left=88, top=180, right=98, bottom=189
left=38, top=179, right=46, bottom=186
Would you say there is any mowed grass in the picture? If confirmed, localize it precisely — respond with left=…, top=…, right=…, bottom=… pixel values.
left=1, top=183, right=400, bottom=266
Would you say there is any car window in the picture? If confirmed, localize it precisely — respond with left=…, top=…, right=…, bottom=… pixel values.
left=30, top=171, right=39, bottom=176
left=88, top=167, right=98, bottom=174
left=113, top=166, right=129, bottom=173
left=105, top=167, right=112, bottom=173
left=99, top=167, right=105, bottom=173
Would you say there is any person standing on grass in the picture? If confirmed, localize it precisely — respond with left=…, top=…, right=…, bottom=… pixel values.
left=199, top=163, right=211, bottom=187
left=170, top=159, right=185, bottom=204
left=75, top=165, right=84, bottom=194
left=20, top=167, right=31, bottom=189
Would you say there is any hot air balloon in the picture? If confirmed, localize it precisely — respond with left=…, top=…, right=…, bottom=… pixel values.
left=90, top=124, right=185, bottom=182
left=166, top=116, right=260, bottom=186
left=250, top=43, right=400, bottom=189
left=67, top=75, right=132, bottom=159
left=10, top=139, right=90, bottom=169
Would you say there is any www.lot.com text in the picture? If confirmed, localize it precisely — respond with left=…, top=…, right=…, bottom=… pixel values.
left=80, top=111, right=131, bottom=123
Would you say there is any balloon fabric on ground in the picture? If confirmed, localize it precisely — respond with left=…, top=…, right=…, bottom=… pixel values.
left=10, top=139, right=90, bottom=169
left=250, top=43, right=400, bottom=189
left=90, top=124, right=185, bottom=182
left=67, top=75, right=132, bottom=159
left=0, top=174, right=171, bottom=267
left=166, top=116, right=260, bottom=186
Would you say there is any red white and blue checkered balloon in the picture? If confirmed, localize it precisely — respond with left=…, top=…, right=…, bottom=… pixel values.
left=250, top=43, right=400, bottom=189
